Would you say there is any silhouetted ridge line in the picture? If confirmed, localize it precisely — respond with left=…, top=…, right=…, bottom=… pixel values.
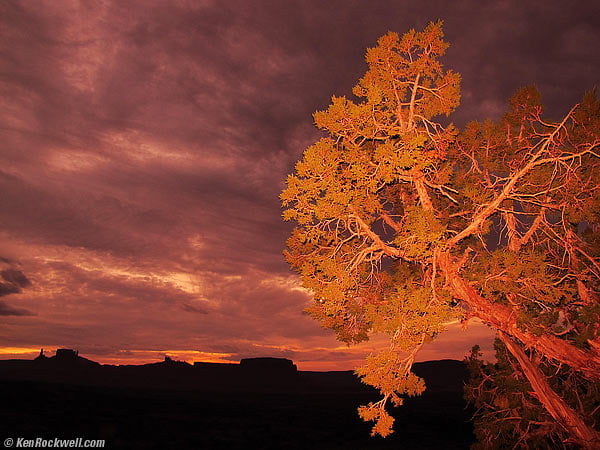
left=0, top=350, right=467, bottom=395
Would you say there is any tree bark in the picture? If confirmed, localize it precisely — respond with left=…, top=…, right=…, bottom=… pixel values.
left=503, top=210, right=521, bottom=252
left=498, top=331, right=600, bottom=448
left=436, top=249, right=600, bottom=380
left=412, top=169, right=434, bottom=211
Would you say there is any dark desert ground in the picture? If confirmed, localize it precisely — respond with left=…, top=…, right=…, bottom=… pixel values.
left=0, top=351, right=473, bottom=449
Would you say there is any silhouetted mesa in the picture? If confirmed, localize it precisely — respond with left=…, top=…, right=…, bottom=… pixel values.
left=239, top=357, right=297, bottom=372
left=55, top=348, right=78, bottom=360
left=42, top=348, right=99, bottom=368
left=237, top=357, right=299, bottom=390
left=0, top=351, right=466, bottom=396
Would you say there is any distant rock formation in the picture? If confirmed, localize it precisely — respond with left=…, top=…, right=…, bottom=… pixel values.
left=34, top=348, right=47, bottom=361
left=55, top=348, right=79, bottom=360
left=240, top=357, right=297, bottom=373
left=0, top=350, right=467, bottom=397
left=161, top=355, right=190, bottom=366
left=31, top=348, right=99, bottom=368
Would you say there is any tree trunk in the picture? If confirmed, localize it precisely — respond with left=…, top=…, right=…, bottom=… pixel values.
left=436, top=250, right=600, bottom=380
left=436, top=249, right=600, bottom=447
left=499, top=331, right=600, bottom=448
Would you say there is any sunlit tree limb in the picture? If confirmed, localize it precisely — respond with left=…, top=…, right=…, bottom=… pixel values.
left=498, top=331, right=600, bottom=448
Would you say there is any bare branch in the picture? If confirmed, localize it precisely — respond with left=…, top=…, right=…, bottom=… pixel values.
left=448, top=105, right=578, bottom=247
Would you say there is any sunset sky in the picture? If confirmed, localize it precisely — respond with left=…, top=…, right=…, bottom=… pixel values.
left=1, top=0, right=599, bottom=370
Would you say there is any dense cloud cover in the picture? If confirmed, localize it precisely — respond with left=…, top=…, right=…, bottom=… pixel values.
left=1, top=0, right=598, bottom=368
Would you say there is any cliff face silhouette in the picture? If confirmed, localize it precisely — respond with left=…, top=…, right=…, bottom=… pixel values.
left=0, top=350, right=474, bottom=449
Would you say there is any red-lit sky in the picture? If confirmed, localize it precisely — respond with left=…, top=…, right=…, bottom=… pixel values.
left=1, top=1, right=599, bottom=370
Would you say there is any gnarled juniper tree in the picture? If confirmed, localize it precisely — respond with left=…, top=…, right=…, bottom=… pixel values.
left=281, top=21, right=600, bottom=447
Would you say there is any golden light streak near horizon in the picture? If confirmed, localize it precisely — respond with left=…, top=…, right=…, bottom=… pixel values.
left=0, top=347, right=42, bottom=355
